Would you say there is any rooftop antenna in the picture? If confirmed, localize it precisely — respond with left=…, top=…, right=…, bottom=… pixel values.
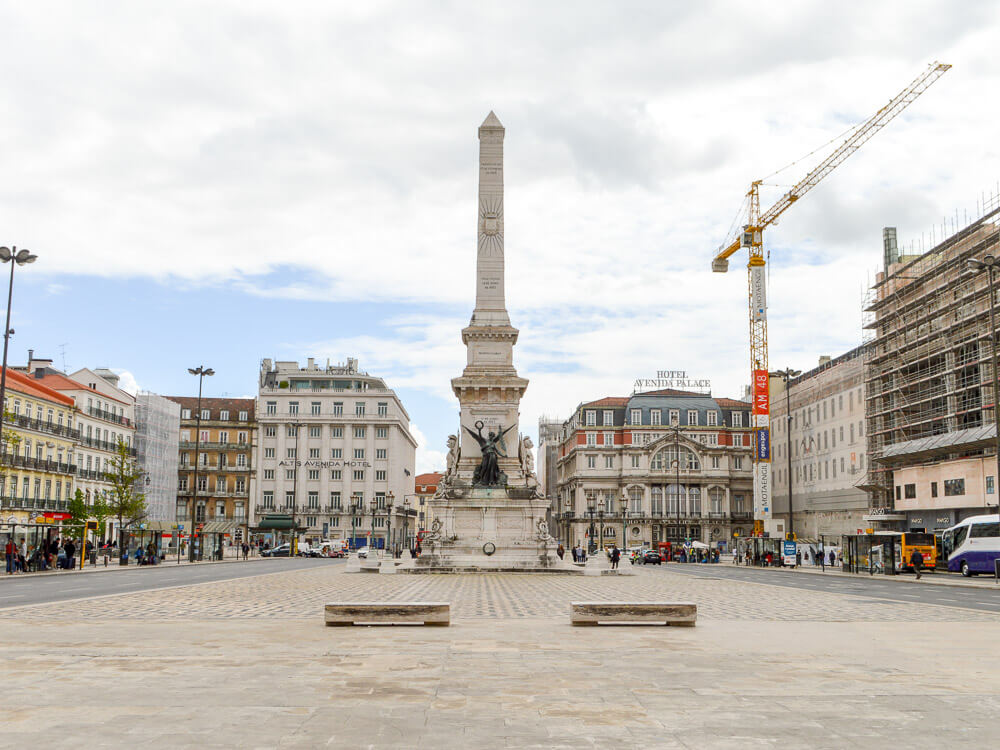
left=59, top=343, right=68, bottom=372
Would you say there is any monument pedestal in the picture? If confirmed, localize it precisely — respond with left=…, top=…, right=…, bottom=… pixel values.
left=409, top=485, right=572, bottom=573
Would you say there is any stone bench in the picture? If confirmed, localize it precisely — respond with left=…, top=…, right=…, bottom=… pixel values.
left=570, top=601, right=697, bottom=626
left=324, top=602, right=450, bottom=626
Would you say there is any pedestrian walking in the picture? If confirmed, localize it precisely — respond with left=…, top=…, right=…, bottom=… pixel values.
left=910, top=548, right=924, bottom=579
left=64, top=539, right=76, bottom=569
left=5, top=537, right=14, bottom=574
left=610, top=546, right=620, bottom=570
left=242, top=543, right=249, bottom=561
left=556, top=543, right=564, bottom=560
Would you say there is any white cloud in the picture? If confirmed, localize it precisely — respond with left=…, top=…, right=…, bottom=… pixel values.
left=410, top=422, right=446, bottom=475
left=111, top=369, right=140, bottom=397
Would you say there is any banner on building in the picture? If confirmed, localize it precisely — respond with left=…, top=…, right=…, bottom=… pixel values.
left=755, top=428, right=770, bottom=461
left=751, top=264, right=767, bottom=321
left=753, top=462, right=772, bottom=519
left=752, top=369, right=770, bottom=423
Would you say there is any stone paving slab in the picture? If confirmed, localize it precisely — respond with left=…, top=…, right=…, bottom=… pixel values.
left=2, top=565, right=1000, bottom=747
left=3, top=565, right=997, bottom=621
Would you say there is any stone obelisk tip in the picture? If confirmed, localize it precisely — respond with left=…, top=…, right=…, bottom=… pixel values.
left=479, top=111, right=504, bottom=130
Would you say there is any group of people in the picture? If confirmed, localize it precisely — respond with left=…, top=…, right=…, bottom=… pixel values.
left=736, top=547, right=839, bottom=567
left=4, top=536, right=91, bottom=574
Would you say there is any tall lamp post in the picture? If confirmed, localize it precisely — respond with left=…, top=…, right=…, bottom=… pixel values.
left=0, top=247, right=37, bottom=459
left=967, top=255, right=1000, bottom=527
left=402, top=497, right=411, bottom=554
left=770, top=367, right=801, bottom=539
left=369, top=496, right=378, bottom=557
left=586, top=499, right=596, bottom=554
left=667, top=417, right=682, bottom=546
left=386, top=491, right=395, bottom=558
left=187, top=365, right=214, bottom=562
left=620, top=492, right=629, bottom=551
left=597, top=508, right=605, bottom=551
left=289, top=421, right=301, bottom=556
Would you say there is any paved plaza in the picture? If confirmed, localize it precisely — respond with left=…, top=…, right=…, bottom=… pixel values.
left=3, top=564, right=1000, bottom=748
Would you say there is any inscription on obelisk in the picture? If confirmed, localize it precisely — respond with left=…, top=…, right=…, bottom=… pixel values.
left=471, top=111, right=510, bottom=328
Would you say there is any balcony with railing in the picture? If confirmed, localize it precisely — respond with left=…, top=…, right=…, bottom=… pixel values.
left=3, top=454, right=78, bottom=475
left=78, top=434, right=137, bottom=455
left=87, top=406, right=133, bottom=428
left=0, top=496, right=70, bottom=512
left=179, top=441, right=250, bottom=451
left=8, top=414, right=81, bottom=441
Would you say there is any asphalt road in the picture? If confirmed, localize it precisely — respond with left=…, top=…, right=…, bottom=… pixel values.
left=0, top=557, right=336, bottom=610
left=665, top=562, right=1000, bottom=613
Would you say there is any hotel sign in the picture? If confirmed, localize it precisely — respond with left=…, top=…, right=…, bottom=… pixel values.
left=278, top=460, right=371, bottom=468
left=633, top=370, right=711, bottom=393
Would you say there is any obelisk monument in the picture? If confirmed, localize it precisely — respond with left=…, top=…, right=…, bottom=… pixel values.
left=412, top=112, right=563, bottom=572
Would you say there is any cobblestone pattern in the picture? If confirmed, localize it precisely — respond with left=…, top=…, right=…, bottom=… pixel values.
left=4, top=566, right=999, bottom=622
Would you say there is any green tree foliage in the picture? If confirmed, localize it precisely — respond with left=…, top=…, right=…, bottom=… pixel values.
left=106, top=437, right=147, bottom=542
left=65, top=488, right=89, bottom=538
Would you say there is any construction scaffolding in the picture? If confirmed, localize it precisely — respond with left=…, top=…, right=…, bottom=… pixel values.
left=134, top=391, right=181, bottom=522
left=863, top=191, right=1000, bottom=508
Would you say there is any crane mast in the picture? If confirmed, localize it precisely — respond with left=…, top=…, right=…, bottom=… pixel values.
left=711, top=62, right=950, bottom=536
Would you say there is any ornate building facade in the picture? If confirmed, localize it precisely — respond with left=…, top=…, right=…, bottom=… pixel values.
left=553, top=389, right=753, bottom=551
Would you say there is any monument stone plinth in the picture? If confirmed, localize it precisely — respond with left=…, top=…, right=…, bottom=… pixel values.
left=410, top=112, right=567, bottom=573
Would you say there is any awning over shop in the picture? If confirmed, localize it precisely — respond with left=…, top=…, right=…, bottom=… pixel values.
left=251, top=514, right=304, bottom=532
left=135, top=520, right=177, bottom=533
left=200, top=520, right=239, bottom=534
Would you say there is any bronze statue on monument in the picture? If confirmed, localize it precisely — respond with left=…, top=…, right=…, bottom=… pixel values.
left=463, top=420, right=515, bottom=487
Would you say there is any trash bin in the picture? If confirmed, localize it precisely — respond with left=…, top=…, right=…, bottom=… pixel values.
left=89, top=551, right=97, bottom=565
left=120, top=553, right=129, bottom=566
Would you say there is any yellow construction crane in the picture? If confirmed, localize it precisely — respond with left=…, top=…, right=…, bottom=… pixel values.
left=712, top=61, right=950, bottom=531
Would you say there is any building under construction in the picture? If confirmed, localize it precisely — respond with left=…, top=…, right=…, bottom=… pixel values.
left=864, top=194, right=1000, bottom=532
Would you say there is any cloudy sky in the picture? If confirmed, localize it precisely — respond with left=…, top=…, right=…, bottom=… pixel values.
left=2, top=1, right=997, bottom=471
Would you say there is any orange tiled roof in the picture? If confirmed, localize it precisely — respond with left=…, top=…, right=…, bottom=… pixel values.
left=583, top=396, right=628, bottom=408
left=2, top=368, right=76, bottom=408
left=31, top=371, right=130, bottom=405
left=715, top=398, right=751, bottom=408
left=415, top=472, right=443, bottom=485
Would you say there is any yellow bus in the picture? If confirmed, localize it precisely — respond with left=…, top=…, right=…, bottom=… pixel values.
left=876, top=531, right=936, bottom=573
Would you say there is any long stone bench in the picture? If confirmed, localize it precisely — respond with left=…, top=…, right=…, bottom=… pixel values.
left=570, top=601, right=697, bottom=626
left=324, top=602, right=450, bottom=626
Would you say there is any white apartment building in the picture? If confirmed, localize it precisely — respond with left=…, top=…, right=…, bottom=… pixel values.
left=771, top=348, right=868, bottom=537
left=254, top=357, right=416, bottom=548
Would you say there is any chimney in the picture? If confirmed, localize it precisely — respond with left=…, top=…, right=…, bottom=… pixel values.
left=307, top=357, right=315, bottom=370
left=818, top=355, right=832, bottom=367
left=27, top=351, right=54, bottom=375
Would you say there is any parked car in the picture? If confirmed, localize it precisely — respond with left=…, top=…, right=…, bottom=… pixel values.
left=357, top=547, right=368, bottom=559
left=642, top=549, right=663, bottom=565
left=264, top=543, right=291, bottom=558
left=297, top=543, right=321, bottom=558
left=327, top=548, right=346, bottom=558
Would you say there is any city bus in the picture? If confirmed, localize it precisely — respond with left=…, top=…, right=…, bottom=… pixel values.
left=873, top=531, right=937, bottom=573
left=941, top=515, right=1000, bottom=577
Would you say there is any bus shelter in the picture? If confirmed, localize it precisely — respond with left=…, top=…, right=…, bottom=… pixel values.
left=840, top=534, right=900, bottom=575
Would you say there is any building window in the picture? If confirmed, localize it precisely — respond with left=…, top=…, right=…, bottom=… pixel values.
left=668, top=410, right=679, bottom=426
left=264, top=425, right=276, bottom=437
left=238, top=410, right=248, bottom=421
left=262, top=491, right=274, bottom=508
left=309, top=448, right=320, bottom=459
left=375, top=470, right=387, bottom=481
left=286, top=425, right=298, bottom=438
left=707, top=411, right=718, bottom=426
left=354, top=427, right=366, bottom=439
left=264, top=448, right=275, bottom=459
left=603, top=410, right=614, bottom=425
left=987, top=476, right=995, bottom=495
left=309, top=426, right=321, bottom=438
left=331, top=426, right=343, bottom=438
left=330, top=491, right=342, bottom=509
left=376, top=427, right=388, bottom=439
left=331, top=470, right=342, bottom=480
left=377, top=402, right=388, bottom=417
left=286, top=470, right=295, bottom=480
left=687, top=410, right=698, bottom=426
left=289, top=402, right=299, bottom=415
left=331, top=448, right=342, bottom=459
left=354, top=449, right=365, bottom=459
left=605, top=456, right=613, bottom=469
left=376, top=448, right=387, bottom=459
left=286, top=448, right=296, bottom=459
left=220, top=410, right=230, bottom=421
left=904, top=483, right=916, bottom=499
left=731, top=411, right=742, bottom=427
left=200, top=409, right=210, bottom=420
left=733, top=456, right=742, bottom=470
left=355, top=402, right=365, bottom=417
left=585, top=432, right=597, bottom=447
left=308, top=469, right=320, bottom=480
left=944, top=478, right=965, bottom=496
left=333, top=402, right=344, bottom=416
left=285, top=491, right=295, bottom=508
left=353, top=470, right=365, bottom=481
left=711, top=455, right=720, bottom=468
left=219, top=431, right=229, bottom=444
left=650, top=409, right=662, bottom=425
left=585, top=410, right=596, bottom=425
left=311, top=402, right=321, bottom=415
left=631, top=455, right=640, bottom=468
left=587, top=455, right=596, bottom=469
left=930, top=481, right=938, bottom=498
left=603, top=432, right=613, bottom=446
left=263, top=469, right=274, bottom=480
left=630, top=409, right=642, bottom=425
left=308, top=491, right=319, bottom=508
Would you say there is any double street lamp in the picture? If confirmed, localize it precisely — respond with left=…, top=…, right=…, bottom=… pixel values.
left=187, top=365, right=214, bottom=562
left=0, top=247, right=38, bottom=459
left=369, top=496, right=378, bottom=556
left=586, top=500, right=596, bottom=554
left=620, top=492, right=629, bottom=550
left=967, top=255, right=1000, bottom=526
left=386, top=491, right=395, bottom=558
left=770, top=367, right=801, bottom=539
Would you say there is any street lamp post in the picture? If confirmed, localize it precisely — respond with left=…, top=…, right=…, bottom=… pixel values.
left=770, top=367, right=802, bottom=539
left=620, top=492, right=628, bottom=551
left=369, top=496, right=378, bottom=557
left=0, top=247, right=37, bottom=460
left=967, top=255, right=1000, bottom=528
left=386, top=492, right=395, bottom=558
left=598, top=509, right=605, bottom=551
left=290, top=421, right=301, bottom=555
left=187, top=365, right=214, bottom=562
left=402, top=497, right=411, bottom=554
left=586, top=500, right=596, bottom=555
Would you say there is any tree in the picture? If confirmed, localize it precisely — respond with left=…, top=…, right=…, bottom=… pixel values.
left=105, top=437, right=147, bottom=551
left=65, top=488, right=89, bottom=539
left=0, top=407, right=23, bottom=486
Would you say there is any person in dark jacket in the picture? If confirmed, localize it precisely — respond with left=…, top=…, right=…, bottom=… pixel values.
left=610, top=546, right=621, bottom=570
left=910, top=548, right=924, bottom=579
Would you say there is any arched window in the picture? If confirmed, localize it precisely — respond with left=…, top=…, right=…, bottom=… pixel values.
left=651, top=486, right=664, bottom=515
left=651, top=446, right=700, bottom=471
left=709, top=488, right=724, bottom=513
left=666, top=484, right=684, bottom=514
left=688, top=487, right=701, bottom=515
